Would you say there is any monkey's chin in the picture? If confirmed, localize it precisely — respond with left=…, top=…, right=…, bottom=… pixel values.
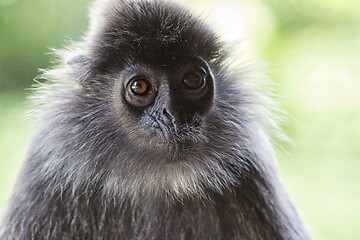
left=145, top=131, right=208, bottom=150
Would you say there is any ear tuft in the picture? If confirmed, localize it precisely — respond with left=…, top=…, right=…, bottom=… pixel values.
left=67, top=55, right=91, bottom=81
left=67, top=55, right=89, bottom=65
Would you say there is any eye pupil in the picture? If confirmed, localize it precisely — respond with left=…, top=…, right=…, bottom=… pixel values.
left=182, top=72, right=204, bottom=89
left=131, top=79, right=149, bottom=95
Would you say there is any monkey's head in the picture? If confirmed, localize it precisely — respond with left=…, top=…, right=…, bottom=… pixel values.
left=37, top=0, right=267, bottom=201
left=84, top=0, right=222, bottom=149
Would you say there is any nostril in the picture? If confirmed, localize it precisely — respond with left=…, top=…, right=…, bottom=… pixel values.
left=162, top=108, right=175, bottom=125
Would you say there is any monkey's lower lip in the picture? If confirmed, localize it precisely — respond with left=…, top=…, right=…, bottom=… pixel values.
left=149, top=125, right=205, bottom=145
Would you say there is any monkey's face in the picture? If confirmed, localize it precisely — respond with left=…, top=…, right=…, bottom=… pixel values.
left=112, top=57, right=215, bottom=149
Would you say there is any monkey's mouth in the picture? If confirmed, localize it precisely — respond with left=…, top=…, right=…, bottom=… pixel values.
left=146, top=115, right=207, bottom=145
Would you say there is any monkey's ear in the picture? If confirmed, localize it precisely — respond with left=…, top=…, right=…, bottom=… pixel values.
left=67, top=55, right=91, bottom=81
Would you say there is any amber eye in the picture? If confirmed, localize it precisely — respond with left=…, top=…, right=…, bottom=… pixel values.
left=125, top=77, right=157, bottom=108
left=130, top=79, right=150, bottom=95
left=182, top=72, right=205, bottom=90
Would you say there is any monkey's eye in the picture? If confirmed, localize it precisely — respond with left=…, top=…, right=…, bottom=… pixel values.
left=130, top=79, right=150, bottom=95
left=181, top=70, right=208, bottom=99
left=125, top=77, right=157, bottom=108
left=182, top=72, right=205, bottom=90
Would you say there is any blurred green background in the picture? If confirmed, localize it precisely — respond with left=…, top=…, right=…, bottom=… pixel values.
left=0, top=0, right=359, bottom=239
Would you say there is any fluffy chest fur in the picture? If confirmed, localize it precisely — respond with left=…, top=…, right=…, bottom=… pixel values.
left=6, top=166, right=297, bottom=240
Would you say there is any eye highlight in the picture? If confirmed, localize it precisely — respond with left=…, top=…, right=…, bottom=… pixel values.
left=131, top=79, right=149, bottom=95
left=125, top=77, right=157, bottom=108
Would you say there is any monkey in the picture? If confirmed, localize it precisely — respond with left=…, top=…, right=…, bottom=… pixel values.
left=0, top=0, right=310, bottom=239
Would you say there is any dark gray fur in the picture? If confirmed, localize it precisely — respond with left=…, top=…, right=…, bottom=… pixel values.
left=0, top=0, right=310, bottom=239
